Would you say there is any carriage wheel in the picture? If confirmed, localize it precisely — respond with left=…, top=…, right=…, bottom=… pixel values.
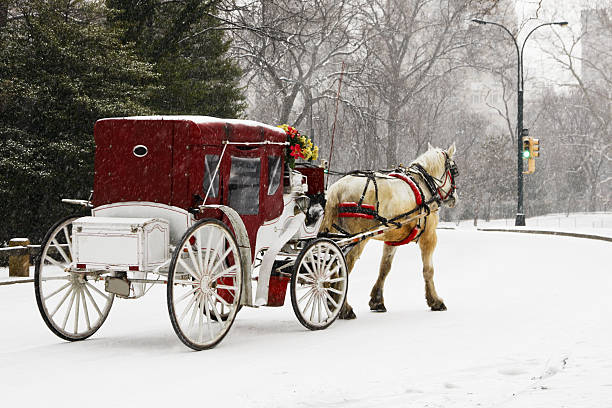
left=290, top=238, right=348, bottom=330
left=34, top=216, right=114, bottom=341
left=167, top=219, right=243, bottom=350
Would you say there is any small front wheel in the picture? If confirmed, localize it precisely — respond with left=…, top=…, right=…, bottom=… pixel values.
left=167, top=219, right=242, bottom=350
left=290, top=238, right=348, bottom=330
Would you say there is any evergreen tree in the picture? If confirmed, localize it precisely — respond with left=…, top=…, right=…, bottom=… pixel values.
left=107, top=0, right=245, bottom=117
left=0, top=0, right=157, bottom=243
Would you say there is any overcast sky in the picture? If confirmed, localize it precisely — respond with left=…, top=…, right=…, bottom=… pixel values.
left=514, top=0, right=609, bottom=90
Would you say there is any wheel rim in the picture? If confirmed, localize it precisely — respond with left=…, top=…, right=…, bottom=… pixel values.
left=35, top=217, right=114, bottom=341
left=168, top=220, right=242, bottom=350
left=292, top=239, right=347, bottom=329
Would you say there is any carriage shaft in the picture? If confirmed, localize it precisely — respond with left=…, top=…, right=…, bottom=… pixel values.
left=335, top=212, right=428, bottom=248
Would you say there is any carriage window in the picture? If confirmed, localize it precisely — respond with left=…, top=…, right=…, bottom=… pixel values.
left=203, top=155, right=220, bottom=198
left=228, top=157, right=260, bottom=215
left=267, top=156, right=281, bottom=195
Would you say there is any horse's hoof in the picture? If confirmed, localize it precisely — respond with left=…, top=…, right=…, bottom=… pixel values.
left=339, top=308, right=357, bottom=320
left=369, top=301, right=387, bottom=312
left=430, top=302, right=447, bottom=311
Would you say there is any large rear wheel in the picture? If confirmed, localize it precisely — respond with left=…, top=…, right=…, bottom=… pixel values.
left=167, top=219, right=243, bottom=350
left=34, top=216, right=114, bottom=341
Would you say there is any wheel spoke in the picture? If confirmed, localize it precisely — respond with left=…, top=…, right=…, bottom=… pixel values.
left=213, top=292, right=231, bottom=307
left=298, top=287, right=315, bottom=304
left=322, top=294, right=333, bottom=318
left=74, top=285, right=81, bottom=334
left=63, top=226, right=73, bottom=258
left=85, top=281, right=111, bottom=302
left=178, top=258, right=200, bottom=281
left=44, top=282, right=71, bottom=301
left=322, top=253, right=338, bottom=276
left=174, top=287, right=199, bottom=304
left=326, top=276, right=346, bottom=284
left=81, top=288, right=91, bottom=332
left=44, top=255, right=67, bottom=270
left=203, top=228, right=214, bottom=275
left=82, top=284, right=103, bottom=318
left=210, top=264, right=238, bottom=282
left=323, top=290, right=339, bottom=309
left=322, top=264, right=341, bottom=281
left=198, top=294, right=205, bottom=343
left=208, top=247, right=233, bottom=278
left=186, top=294, right=199, bottom=332
left=316, top=293, right=323, bottom=323
left=52, top=238, right=71, bottom=265
left=61, top=288, right=77, bottom=330
left=207, top=296, right=224, bottom=324
left=309, top=293, right=318, bottom=322
left=49, top=285, right=74, bottom=318
left=204, top=296, right=213, bottom=341
left=215, top=284, right=237, bottom=292
left=325, top=287, right=344, bottom=296
left=186, top=243, right=202, bottom=279
left=172, top=280, right=199, bottom=286
left=197, top=229, right=205, bottom=278
left=301, top=256, right=316, bottom=277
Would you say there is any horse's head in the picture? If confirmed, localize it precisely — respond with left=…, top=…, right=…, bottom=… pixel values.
left=417, top=143, right=459, bottom=208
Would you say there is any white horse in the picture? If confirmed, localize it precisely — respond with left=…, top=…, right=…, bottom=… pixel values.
left=320, top=144, right=458, bottom=319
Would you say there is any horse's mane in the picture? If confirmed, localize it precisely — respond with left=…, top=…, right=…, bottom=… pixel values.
left=411, top=148, right=445, bottom=177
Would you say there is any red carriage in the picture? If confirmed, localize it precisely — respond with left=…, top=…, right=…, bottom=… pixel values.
left=34, top=116, right=349, bottom=350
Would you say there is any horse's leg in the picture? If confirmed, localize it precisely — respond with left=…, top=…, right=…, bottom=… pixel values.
left=419, top=231, right=446, bottom=311
left=338, top=241, right=366, bottom=320
left=368, top=244, right=398, bottom=312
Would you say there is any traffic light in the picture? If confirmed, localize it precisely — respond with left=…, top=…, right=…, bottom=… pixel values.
left=522, top=136, right=540, bottom=175
left=522, top=137, right=531, bottom=159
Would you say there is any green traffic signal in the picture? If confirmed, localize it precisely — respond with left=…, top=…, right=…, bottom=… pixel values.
left=522, top=149, right=531, bottom=158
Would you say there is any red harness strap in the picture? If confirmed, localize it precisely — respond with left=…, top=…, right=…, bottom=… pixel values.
left=338, top=202, right=376, bottom=219
left=385, top=227, right=420, bottom=246
left=388, top=173, right=422, bottom=206
left=384, top=173, right=423, bottom=246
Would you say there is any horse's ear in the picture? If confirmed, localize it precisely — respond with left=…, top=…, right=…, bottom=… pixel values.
left=447, top=142, right=456, bottom=157
left=427, top=142, right=434, bottom=150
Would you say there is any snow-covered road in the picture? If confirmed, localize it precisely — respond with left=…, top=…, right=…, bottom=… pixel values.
left=1, top=230, right=610, bottom=407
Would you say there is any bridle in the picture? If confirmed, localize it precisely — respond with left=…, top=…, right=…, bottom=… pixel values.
left=434, top=152, right=458, bottom=202
left=407, top=151, right=458, bottom=206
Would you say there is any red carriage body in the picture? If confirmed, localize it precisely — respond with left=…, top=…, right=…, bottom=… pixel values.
left=92, top=116, right=289, bottom=254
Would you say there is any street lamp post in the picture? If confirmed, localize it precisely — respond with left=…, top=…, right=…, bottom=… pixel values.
left=471, top=19, right=567, bottom=226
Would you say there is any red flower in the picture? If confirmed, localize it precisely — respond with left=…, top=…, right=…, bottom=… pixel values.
left=290, top=144, right=305, bottom=159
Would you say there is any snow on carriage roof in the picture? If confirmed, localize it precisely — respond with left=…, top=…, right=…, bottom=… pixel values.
left=97, top=115, right=286, bottom=135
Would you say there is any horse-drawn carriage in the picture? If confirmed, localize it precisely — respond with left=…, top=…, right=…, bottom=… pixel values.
left=34, top=116, right=459, bottom=350
left=35, top=116, right=348, bottom=350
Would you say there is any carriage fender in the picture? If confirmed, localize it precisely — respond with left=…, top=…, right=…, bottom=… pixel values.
left=201, top=205, right=253, bottom=307
left=254, top=213, right=306, bottom=307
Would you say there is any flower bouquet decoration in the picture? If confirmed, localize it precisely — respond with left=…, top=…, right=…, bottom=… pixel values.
left=277, top=124, right=319, bottom=169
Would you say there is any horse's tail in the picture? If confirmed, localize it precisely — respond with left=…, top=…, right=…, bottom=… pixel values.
left=320, top=181, right=341, bottom=234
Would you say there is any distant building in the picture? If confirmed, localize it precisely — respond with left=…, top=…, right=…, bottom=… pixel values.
left=457, top=0, right=518, bottom=136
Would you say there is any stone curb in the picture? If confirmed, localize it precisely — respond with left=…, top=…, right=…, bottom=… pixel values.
left=477, top=228, right=612, bottom=243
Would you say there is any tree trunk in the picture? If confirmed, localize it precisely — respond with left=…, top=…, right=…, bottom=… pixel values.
left=0, top=0, right=8, bottom=29
left=386, top=105, right=398, bottom=167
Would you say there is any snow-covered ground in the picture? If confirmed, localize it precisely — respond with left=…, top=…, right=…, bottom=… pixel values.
left=1, top=227, right=610, bottom=407
left=446, top=212, right=612, bottom=239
